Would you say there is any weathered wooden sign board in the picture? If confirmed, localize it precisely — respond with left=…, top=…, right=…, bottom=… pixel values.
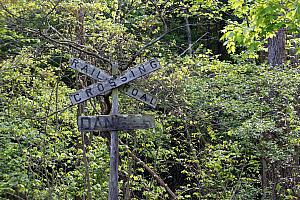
left=120, top=85, right=157, bottom=107
left=78, top=114, right=155, bottom=131
left=70, top=58, right=111, bottom=81
left=69, top=58, right=160, bottom=106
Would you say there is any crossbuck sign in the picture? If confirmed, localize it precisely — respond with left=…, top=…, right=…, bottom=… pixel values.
left=69, top=58, right=160, bottom=131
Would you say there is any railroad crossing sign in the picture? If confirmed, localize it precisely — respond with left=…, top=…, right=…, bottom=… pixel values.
left=69, top=58, right=159, bottom=107
left=69, top=58, right=160, bottom=132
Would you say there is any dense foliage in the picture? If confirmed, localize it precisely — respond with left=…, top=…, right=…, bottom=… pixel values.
left=0, top=0, right=299, bottom=199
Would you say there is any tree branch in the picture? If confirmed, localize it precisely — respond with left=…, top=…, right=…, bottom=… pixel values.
left=119, top=139, right=178, bottom=199
left=23, top=28, right=112, bottom=64
left=180, top=32, right=209, bottom=56
left=126, top=23, right=201, bottom=69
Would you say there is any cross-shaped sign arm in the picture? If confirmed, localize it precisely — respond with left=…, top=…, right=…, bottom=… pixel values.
left=69, top=58, right=160, bottom=107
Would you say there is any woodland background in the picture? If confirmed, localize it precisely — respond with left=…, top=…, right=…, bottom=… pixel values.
left=0, top=0, right=300, bottom=199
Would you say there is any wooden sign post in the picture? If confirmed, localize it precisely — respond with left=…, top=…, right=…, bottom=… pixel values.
left=109, top=63, right=119, bottom=200
left=68, top=58, right=161, bottom=200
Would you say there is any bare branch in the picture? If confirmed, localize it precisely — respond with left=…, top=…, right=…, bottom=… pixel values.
left=0, top=2, right=17, bottom=18
left=180, top=32, right=209, bottom=57
left=119, top=139, right=178, bottom=199
left=38, top=104, right=73, bottom=120
left=24, top=28, right=112, bottom=64
left=150, top=0, right=168, bottom=33
left=45, top=0, right=61, bottom=19
left=126, top=23, right=201, bottom=69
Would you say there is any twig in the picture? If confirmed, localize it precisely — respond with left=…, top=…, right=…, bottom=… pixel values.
left=150, top=0, right=168, bottom=33
left=230, top=164, right=247, bottom=200
left=39, top=30, right=111, bottom=63
left=4, top=193, right=25, bottom=200
left=0, top=2, right=17, bottom=18
left=45, top=0, right=61, bottom=19
left=126, top=23, right=201, bottom=69
left=23, top=28, right=112, bottom=64
left=82, top=133, right=92, bottom=200
left=38, top=104, right=73, bottom=120
left=180, top=32, right=209, bottom=56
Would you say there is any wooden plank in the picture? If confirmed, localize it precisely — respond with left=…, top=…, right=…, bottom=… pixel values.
left=117, top=58, right=160, bottom=84
left=69, top=58, right=160, bottom=105
left=120, top=85, right=157, bottom=108
left=78, top=115, right=155, bottom=131
left=70, top=58, right=110, bottom=81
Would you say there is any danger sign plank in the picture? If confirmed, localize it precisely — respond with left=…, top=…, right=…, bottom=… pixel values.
left=78, top=114, right=155, bottom=131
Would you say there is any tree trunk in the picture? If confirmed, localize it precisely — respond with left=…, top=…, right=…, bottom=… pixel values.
left=75, top=6, right=92, bottom=200
left=261, top=157, right=267, bottom=200
left=184, top=16, right=192, bottom=55
left=268, top=28, right=286, bottom=66
left=271, top=162, right=278, bottom=200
